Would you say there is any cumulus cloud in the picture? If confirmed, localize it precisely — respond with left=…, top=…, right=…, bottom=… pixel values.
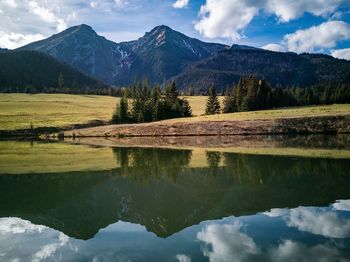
left=194, top=0, right=258, bottom=41
left=287, top=207, right=350, bottom=238
left=26, top=1, right=68, bottom=31
left=270, top=240, right=343, bottom=262
left=265, top=0, right=345, bottom=22
left=261, top=43, right=285, bottom=52
left=284, top=20, right=350, bottom=53
left=173, top=0, right=189, bottom=9
left=90, top=1, right=97, bottom=8
left=194, top=0, right=347, bottom=41
left=0, top=31, right=44, bottom=49
left=0, top=217, right=47, bottom=234
left=32, top=233, right=69, bottom=262
left=1, top=0, right=17, bottom=8
left=197, top=221, right=260, bottom=262
left=197, top=218, right=348, bottom=261
left=262, top=208, right=287, bottom=217
left=331, top=48, right=350, bottom=60
left=175, top=254, right=191, bottom=262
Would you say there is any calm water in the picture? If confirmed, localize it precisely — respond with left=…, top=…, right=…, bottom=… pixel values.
left=0, top=139, right=350, bottom=261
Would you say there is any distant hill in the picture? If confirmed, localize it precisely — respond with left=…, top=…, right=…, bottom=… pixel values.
left=171, top=47, right=350, bottom=92
left=19, top=24, right=227, bottom=85
left=0, top=48, right=8, bottom=53
left=0, top=50, right=107, bottom=92
left=16, top=24, right=350, bottom=91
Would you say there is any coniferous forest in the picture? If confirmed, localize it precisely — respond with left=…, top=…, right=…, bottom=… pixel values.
left=112, top=81, right=192, bottom=124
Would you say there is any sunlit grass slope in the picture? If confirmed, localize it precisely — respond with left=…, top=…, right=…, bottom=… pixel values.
left=1, top=93, right=349, bottom=131
left=0, top=94, right=119, bottom=130
left=0, top=94, right=215, bottom=131
left=163, top=104, right=350, bottom=123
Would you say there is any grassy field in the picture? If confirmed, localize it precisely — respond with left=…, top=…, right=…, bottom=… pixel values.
left=0, top=93, right=349, bottom=131
left=163, top=103, right=350, bottom=123
left=0, top=94, right=120, bottom=131
left=0, top=94, right=216, bottom=131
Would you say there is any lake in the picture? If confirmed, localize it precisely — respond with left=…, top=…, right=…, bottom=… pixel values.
left=0, top=136, right=350, bottom=261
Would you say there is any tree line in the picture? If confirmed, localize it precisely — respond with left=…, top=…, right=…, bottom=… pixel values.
left=205, top=75, right=350, bottom=115
left=112, top=80, right=192, bottom=124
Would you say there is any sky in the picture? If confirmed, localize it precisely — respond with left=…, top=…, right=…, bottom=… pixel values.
left=0, top=0, right=350, bottom=59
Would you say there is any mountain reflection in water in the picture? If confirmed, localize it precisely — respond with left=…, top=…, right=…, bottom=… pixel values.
left=0, top=142, right=349, bottom=261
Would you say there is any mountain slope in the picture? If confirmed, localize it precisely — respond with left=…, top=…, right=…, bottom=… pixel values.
left=171, top=47, right=350, bottom=91
left=0, top=50, right=107, bottom=92
left=18, top=24, right=130, bottom=85
left=19, top=24, right=227, bottom=85
left=114, top=25, right=227, bottom=85
left=17, top=24, right=350, bottom=90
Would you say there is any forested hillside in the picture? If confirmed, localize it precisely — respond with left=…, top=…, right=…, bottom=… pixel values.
left=0, top=51, right=107, bottom=93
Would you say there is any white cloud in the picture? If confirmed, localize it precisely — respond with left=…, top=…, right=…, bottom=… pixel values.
left=261, top=43, right=285, bottom=52
left=197, top=217, right=348, bottom=261
left=194, top=0, right=258, bottom=41
left=175, top=254, right=191, bottom=262
left=0, top=31, right=44, bottom=48
left=262, top=208, right=287, bottom=217
left=0, top=217, right=47, bottom=234
left=270, top=240, right=343, bottom=262
left=90, top=1, right=98, bottom=8
left=287, top=207, right=350, bottom=238
left=331, top=48, right=350, bottom=60
left=173, top=0, right=189, bottom=9
left=197, top=221, right=260, bottom=262
left=26, top=1, right=67, bottom=31
left=115, top=0, right=128, bottom=8
left=284, top=21, right=350, bottom=53
left=265, top=0, right=345, bottom=22
left=1, top=0, right=17, bottom=8
left=32, top=233, right=69, bottom=262
left=194, top=0, right=348, bottom=41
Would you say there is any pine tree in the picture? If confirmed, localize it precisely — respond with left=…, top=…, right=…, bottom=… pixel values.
left=152, top=85, right=161, bottom=121
left=223, top=86, right=236, bottom=113
left=181, top=99, right=192, bottom=117
left=205, top=85, right=221, bottom=115
left=112, top=95, right=129, bottom=124
left=58, top=72, right=64, bottom=89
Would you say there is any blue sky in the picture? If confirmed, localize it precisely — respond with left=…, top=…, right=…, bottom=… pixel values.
left=0, top=0, right=350, bottom=59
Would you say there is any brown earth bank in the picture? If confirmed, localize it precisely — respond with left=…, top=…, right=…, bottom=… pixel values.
left=62, top=115, right=350, bottom=138
left=64, top=134, right=350, bottom=150
left=0, top=120, right=108, bottom=137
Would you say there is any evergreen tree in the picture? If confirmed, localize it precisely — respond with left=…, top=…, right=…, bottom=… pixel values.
left=112, top=95, right=129, bottom=124
left=180, top=99, right=192, bottom=117
left=205, top=85, right=221, bottom=115
left=152, top=84, right=161, bottom=121
left=58, top=72, right=64, bottom=89
left=223, top=86, right=236, bottom=113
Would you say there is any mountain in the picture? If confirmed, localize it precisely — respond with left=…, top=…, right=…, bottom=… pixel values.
left=172, top=46, right=350, bottom=92
left=0, top=48, right=8, bottom=53
left=0, top=50, right=107, bottom=92
left=114, top=25, right=227, bottom=85
left=19, top=24, right=227, bottom=85
left=18, top=24, right=350, bottom=90
left=18, top=24, right=128, bottom=85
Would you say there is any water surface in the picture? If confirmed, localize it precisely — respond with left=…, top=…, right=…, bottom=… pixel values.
left=0, top=137, right=349, bottom=261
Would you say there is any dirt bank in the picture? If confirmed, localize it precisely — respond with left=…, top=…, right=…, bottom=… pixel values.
left=62, top=115, right=350, bottom=137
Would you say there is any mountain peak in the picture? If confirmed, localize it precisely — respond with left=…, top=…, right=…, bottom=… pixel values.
left=151, top=25, right=173, bottom=33
left=70, top=24, right=95, bottom=34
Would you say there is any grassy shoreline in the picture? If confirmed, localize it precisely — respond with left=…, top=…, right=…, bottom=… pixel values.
left=1, top=94, right=350, bottom=137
